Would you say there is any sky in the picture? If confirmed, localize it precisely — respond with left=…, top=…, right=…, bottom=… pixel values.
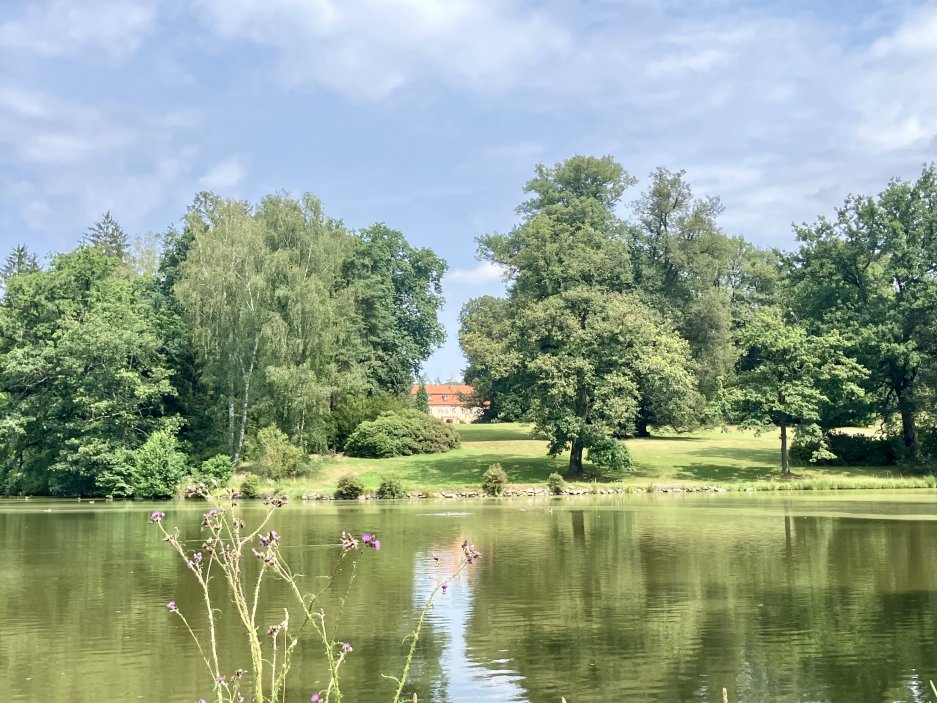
left=1, top=0, right=936, bottom=380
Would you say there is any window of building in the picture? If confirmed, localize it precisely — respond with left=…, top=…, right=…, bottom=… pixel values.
left=442, top=395, right=448, bottom=402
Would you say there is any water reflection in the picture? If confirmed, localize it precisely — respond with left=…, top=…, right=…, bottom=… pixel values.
left=3, top=494, right=937, bottom=702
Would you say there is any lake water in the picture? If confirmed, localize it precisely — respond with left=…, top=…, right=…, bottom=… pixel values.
left=3, top=492, right=937, bottom=703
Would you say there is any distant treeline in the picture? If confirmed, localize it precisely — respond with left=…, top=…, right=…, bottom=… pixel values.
left=2, top=158, right=935, bottom=495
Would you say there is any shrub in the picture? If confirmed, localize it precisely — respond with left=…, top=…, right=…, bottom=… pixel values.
left=335, top=474, right=365, bottom=499
left=256, top=425, right=305, bottom=479
left=588, top=439, right=633, bottom=472
left=330, top=393, right=412, bottom=450
left=196, top=454, right=234, bottom=485
left=97, top=429, right=189, bottom=499
left=239, top=472, right=264, bottom=499
left=376, top=474, right=407, bottom=499
left=547, top=472, right=566, bottom=495
left=482, top=464, right=508, bottom=496
left=790, top=431, right=898, bottom=466
left=344, top=410, right=460, bottom=458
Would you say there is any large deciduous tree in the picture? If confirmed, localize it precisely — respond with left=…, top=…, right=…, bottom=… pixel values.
left=475, top=155, right=698, bottom=476
left=790, top=165, right=937, bottom=457
left=730, top=309, right=866, bottom=476
left=0, top=247, right=174, bottom=495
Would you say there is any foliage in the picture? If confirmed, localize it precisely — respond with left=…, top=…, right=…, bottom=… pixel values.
left=728, top=308, right=867, bottom=475
left=547, top=472, right=566, bottom=494
left=0, top=246, right=175, bottom=496
left=343, top=224, right=447, bottom=395
left=329, top=393, right=412, bottom=451
left=588, top=438, right=633, bottom=472
left=789, top=165, right=937, bottom=457
left=1, top=244, right=40, bottom=286
left=474, top=156, right=699, bottom=476
left=196, top=454, right=235, bottom=485
left=482, top=463, right=508, bottom=496
left=83, top=211, right=129, bottom=261
left=376, top=474, right=407, bottom=499
left=790, top=432, right=899, bottom=467
left=255, top=424, right=306, bottom=479
left=344, top=410, right=460, bottom=458
left=238, top=472, right=264, bottom=498
left=414, top=381, right=430, bottom=413
left=335, top=474, right=366, bottom=499
left=97, top=429, right=188, bottom=499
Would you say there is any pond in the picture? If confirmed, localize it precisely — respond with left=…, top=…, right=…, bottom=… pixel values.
left=3, top=492, right=937, bottom=703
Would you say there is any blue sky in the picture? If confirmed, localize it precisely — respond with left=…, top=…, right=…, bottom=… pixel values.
left=2, top=0, right=936, bottom=379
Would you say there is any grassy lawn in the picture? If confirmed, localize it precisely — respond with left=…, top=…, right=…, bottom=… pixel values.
left=268, top=423, right=930, bottom=496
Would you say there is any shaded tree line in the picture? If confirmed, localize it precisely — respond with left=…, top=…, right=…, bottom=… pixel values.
left=460, top=156, right=937, bottom=476
left=0, top=192, right=446, bottom=496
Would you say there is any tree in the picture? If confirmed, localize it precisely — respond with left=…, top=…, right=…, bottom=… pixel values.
left=790, top=165, right=937, bottom=457
left=729, top=309, right=866, bottom=476
left=343, top=223, right=447, bottom=395
left=415, top=380, right=429, bottom=413
left=476, top=156, right=698, bottom=475
left=0, top=247, right=175, bottom=495
left=83, top=211, right=129, bottom=261
left=1, top=245, right=40, bottom=288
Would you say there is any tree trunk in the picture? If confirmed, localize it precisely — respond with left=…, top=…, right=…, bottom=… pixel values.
left=232, top=337, right=260, bottom=467
left=898, top=393, right=918, bottom=459
left=568, top=439, right=584, bottom=477
left=780, top=423, right=790, bottom=477
left=634, top=415, right=651, bottom=438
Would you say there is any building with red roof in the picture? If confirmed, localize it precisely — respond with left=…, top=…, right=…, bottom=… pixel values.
left=410, top=383, right=481, bottom=424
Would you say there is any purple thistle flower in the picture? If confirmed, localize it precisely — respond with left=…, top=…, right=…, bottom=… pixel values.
left=372, top=539, right=381, bottom=551
left=361, top=533, right=372, bottom=543
left=207, top=509, right=218, bottom=518
left=441, top=582, right=448, bottom=592
left=341, top=642, right=353, bottom=652
left=311, top=695, right=321, bottom=702
left=148, top=511, right=165, bottom=524
left=167, top=600, right=177, bottom=611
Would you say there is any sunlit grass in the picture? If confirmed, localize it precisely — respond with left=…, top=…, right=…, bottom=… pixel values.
left=262, top=423, right=925, bottom=497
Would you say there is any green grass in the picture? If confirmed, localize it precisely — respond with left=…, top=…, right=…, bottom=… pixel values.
left=263, top=423, right=931, bottom=497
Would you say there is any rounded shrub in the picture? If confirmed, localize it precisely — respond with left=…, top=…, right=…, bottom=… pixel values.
left=239, top=472, right=263, bottom=499
left=547, top=472, right=566, bottom=495
left=335, top=474, right=366, bottom=500
left=256, top=425, right=305, bottom=479
left=588, top=439, right=633, bottom=472
left=482, top=463, right=508, bottom=496
left=344, top=410, right=460, bottom=458
left=196, top=454, right=234, bottom=485
left=376, top=474, right=407, bottom=499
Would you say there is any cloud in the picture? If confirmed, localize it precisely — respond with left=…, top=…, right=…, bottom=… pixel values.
left=0, top=0, right=157, bottom=58
left=446, top=261, right=505, bottom=285
left=194, top=0, right=570, bottom=99
left=199, top=156, right=247, bottom=191
left=0, top=86, right=133, bottom=164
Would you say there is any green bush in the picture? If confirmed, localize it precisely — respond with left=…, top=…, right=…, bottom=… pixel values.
left=239, top=472, right=264, bottom=499
left=376, top=475, right=407, bottom=499
left=344, top=410, right=460, bottom=458
left=919, top=425, right=937, bottom=461
left=790, top=432, right=898, bottom=466
left=330, top=393, right=412, bottom=450
left=547, top=472, right=566, bottom=495
left=196, top=454, right=234, bottom=485
left=335, top=475, right=366, bottom=500
left=588, top=439, right=633, bottom=472
left=256, top=425, right=305, bottom=479
left=97, top=429, right=188, bottom=499
left=482, top=463, right=508, bottom=496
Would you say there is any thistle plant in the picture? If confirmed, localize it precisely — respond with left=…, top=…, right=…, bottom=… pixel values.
left=149, top=484, right=477, bottom=703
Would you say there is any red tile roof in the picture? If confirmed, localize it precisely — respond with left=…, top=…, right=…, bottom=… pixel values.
left=411, top=384, right=474, bottom=407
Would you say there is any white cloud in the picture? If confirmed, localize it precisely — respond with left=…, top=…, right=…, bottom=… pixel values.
left=446, top=261, right=505, bottom=285
left=0, top=0, right=157, bottom=58
left=199, top=156, right=247, bottom=191
left=195, top=0, right=570, bottom=99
